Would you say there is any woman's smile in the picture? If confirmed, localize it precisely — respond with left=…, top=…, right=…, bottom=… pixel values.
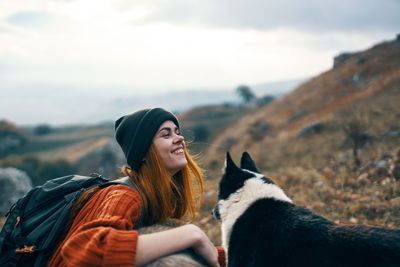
left=153, top=120, right=188, bottom=176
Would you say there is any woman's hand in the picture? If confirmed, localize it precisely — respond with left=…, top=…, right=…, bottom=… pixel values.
left=185, top=224, right=220, bottom=267
left=135, top=223, right=220, bottom=267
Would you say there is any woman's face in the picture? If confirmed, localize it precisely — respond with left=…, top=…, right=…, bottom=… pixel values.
left=152, top=120, right=187, bottom=176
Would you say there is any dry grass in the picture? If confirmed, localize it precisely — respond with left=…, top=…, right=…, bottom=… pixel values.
left=39, top=137, right=111, bottom=163
left=197, top=141, right=400, bottom=245
left=196, top=79, right=400, bottom=245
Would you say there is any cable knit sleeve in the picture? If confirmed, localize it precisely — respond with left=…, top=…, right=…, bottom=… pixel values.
left=48, top=185, right=143, bottom=267
left=216, top=246, right=227, bottom=267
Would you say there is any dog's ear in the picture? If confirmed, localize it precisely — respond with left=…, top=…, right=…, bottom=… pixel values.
left=240, top=152, right=260, bottom=173
left=225, top=151, right=239, bottom=172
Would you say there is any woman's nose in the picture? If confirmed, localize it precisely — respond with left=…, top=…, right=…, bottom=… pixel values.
left=173, top=134, right=184, bottom=143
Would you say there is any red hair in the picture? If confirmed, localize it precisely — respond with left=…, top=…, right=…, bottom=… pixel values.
left=122, top=144, right=203, bottom=225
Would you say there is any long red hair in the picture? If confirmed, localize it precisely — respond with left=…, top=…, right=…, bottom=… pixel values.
left=122, top=144, right=203, bottom=226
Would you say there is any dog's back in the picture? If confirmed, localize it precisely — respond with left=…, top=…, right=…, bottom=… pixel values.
left=229, top=198, right=400, bottom=267
left=213, top=152, right=400, bottom=267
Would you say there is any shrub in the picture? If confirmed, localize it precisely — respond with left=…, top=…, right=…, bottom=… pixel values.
left=0, top=120, right=26, bottom=158
left=256, top=95, right=275, bottom=107
left=34, top=124, right=52, bottom=135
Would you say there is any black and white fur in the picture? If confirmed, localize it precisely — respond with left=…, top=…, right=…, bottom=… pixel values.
left=212, top=152, right=400, bottom=267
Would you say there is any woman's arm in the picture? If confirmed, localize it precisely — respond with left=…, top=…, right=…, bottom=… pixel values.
left=136, top=224, right=220, bottom=267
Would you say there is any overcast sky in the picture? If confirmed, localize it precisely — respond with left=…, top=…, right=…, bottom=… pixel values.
left=0, top=0, right=399, bottom=125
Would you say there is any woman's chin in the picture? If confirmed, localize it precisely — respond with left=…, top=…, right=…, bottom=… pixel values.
left=168, top=161, right=188, bottom=176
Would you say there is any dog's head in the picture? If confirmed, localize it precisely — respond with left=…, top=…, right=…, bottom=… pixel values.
left=212, top=152, right=291, bottom=221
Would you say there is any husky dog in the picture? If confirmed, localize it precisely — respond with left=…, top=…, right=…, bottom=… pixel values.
left=137, top=219, right=207, bottom=267
left=212, top=152, right=400, bottom=267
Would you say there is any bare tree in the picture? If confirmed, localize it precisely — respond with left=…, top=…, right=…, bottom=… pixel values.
left=236, top=85, right=256, bottom=104
left=342, top=111, right=370, bottom=167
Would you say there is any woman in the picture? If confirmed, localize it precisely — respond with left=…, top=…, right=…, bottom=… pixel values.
left=49, top=108, right=225, bottom=267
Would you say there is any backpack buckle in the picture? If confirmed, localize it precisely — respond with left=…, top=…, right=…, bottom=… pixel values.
left=14, top=216, right=21, bottom=228
left=16, top=245, right=35, bottom=254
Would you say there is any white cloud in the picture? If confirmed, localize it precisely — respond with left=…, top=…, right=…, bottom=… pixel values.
left=0, top=0, right=398, bottom=124
left=114, top=0, right=400, bottom=32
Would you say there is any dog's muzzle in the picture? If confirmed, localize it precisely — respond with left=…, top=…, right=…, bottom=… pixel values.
left=212, top=205, right=221, bottom=220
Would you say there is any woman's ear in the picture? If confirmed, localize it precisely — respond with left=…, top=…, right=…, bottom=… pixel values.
left=123, top=166, right=134, bottom=177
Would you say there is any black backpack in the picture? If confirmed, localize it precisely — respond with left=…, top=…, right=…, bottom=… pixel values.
left=0, top=174, right=143, bottom=267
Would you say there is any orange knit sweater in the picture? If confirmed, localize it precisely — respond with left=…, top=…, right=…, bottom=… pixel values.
left=48, top=184, right=226, bottom=267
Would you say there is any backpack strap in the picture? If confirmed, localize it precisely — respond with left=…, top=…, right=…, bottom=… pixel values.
left=103, top=177, right=144, bottom=230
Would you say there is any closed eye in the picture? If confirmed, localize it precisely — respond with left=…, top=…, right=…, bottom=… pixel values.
left=161, top=132, right=170, bottom=137
left=159, top=126, right=181, bottom=137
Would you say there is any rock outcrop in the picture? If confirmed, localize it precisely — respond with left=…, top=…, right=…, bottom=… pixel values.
left=0, top=167, right=32, bottom=215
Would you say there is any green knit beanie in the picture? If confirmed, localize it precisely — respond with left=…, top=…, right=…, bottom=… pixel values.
left=115, top=108, right=180, bottom=172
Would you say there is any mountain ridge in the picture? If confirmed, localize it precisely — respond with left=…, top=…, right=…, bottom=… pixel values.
left=207, top=36, right=400, bottom=161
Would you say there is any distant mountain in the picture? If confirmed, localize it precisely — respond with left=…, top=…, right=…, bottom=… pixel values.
left=74, top=78, right=303, bottom=125
left=251, top=78, right=308, bottom=97
left=2, top=76, right=304, bottom=127
left=104, top=78, right=304, bottom=119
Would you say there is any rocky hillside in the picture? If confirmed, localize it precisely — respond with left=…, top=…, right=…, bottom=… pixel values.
left=208, top=36, right=400, bottom=163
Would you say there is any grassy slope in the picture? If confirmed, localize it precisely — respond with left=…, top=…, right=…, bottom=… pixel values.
left=9, top=125, right=114, bottom=163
